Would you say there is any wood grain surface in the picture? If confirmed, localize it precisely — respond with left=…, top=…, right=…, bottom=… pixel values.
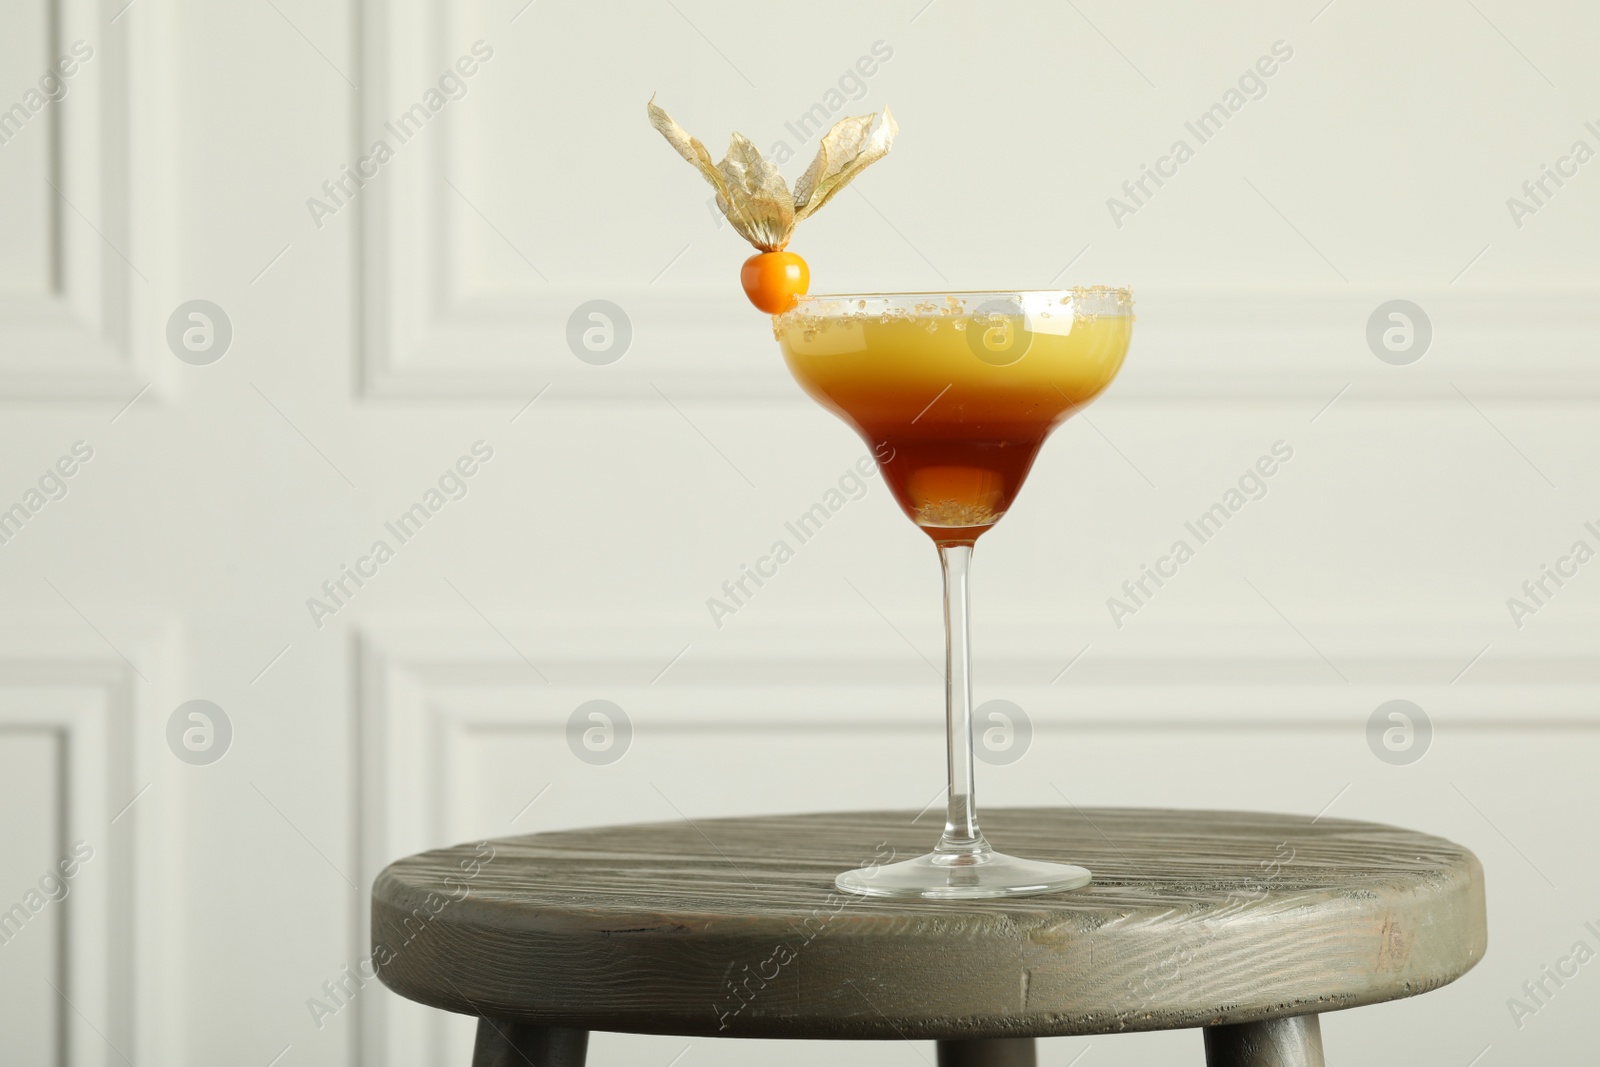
left=371, top=808, right=1486, bottom=1040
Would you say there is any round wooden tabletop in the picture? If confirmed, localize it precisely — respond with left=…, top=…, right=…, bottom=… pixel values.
left=372, top=808, right=1486, bottom=1041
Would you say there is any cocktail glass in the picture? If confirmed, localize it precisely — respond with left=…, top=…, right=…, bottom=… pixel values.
left=775, top=288, right=1133, bottom=899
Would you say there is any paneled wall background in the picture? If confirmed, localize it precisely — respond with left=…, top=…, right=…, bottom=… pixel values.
left=1, top=0, right=1597, bottom=1064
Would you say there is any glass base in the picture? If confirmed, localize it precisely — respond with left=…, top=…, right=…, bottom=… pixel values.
left=836, top=849, right=1092, bottom=900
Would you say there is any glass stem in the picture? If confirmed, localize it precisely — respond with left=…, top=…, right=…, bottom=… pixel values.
left=936, top=542, right=990, bottom=859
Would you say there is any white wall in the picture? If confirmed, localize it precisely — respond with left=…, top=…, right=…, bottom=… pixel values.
left=1, top=0, right=1597, bottom=1064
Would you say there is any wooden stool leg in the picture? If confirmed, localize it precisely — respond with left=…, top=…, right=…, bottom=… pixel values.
left=936, top=1037, right=1037, bottom=1067
left=1202, top=1014, right=1323, bottom=1067
left=471, top=1018, right=589, bottom=1067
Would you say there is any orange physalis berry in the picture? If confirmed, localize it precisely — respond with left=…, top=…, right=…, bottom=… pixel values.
left=741, top=251, right=809, bottom=314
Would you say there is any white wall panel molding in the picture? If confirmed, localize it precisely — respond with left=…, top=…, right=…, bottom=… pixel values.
left=0, top=0, right=169, bottom=399
left=0, top=626, right=171, bottom=1066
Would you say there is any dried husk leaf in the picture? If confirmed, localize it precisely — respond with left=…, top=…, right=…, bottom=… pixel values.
left=717, top=133, right=795, bottom=251
left=647, top=98, right=896, bottom=253
left=793, top=107, right=897, bottom=220
left=649, top=98, right=777, bottom=250
left=647, top=96, right=731, bottom=204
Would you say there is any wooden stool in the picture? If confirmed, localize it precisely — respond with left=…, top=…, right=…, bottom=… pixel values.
left=372, top=808, right=1486, bottom=1066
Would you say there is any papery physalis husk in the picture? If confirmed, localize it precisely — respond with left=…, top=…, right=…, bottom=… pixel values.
left=648, top=96, right=896, bottom=252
